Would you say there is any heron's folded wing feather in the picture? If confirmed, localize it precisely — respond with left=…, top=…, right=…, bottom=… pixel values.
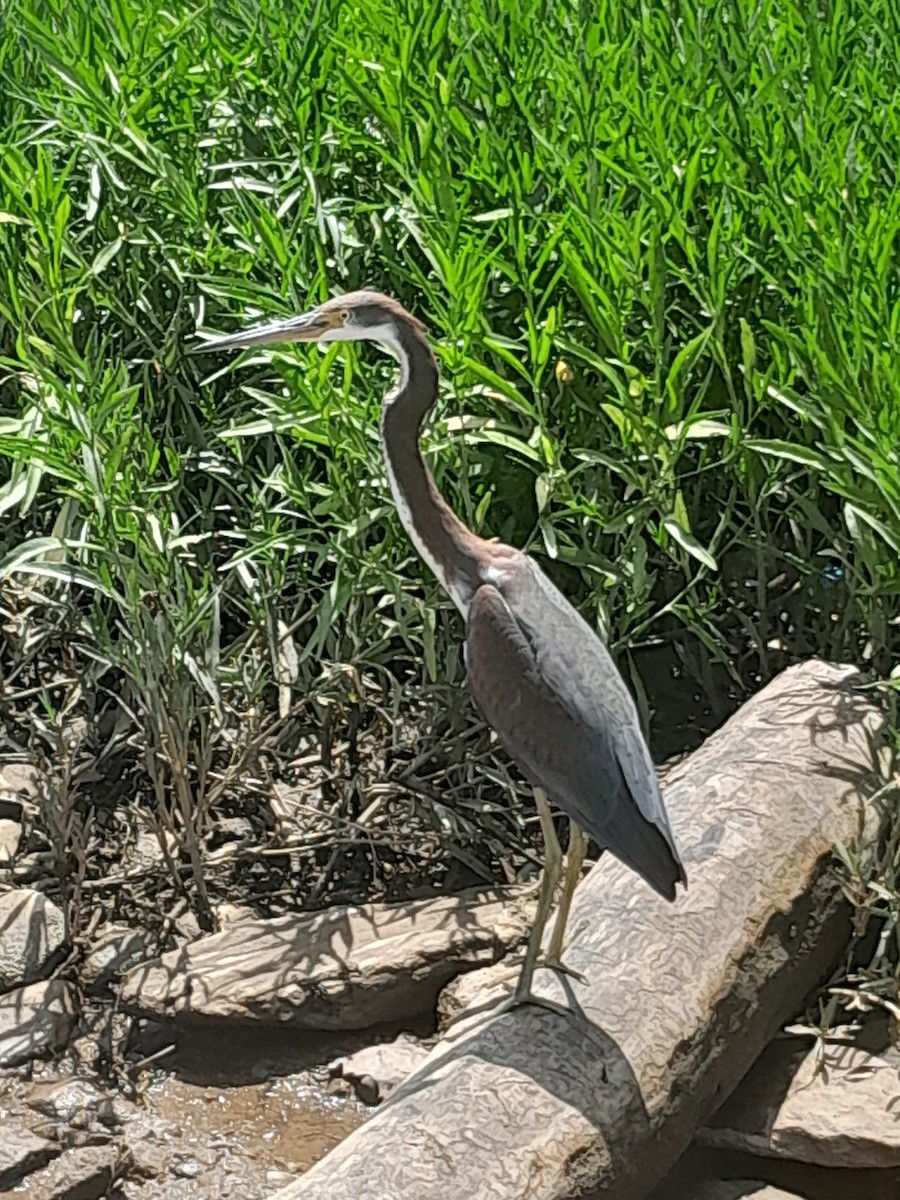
left=465, top=583, right=685, bottom=900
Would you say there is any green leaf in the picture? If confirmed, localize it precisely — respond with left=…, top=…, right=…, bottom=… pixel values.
left=744, top=439, right=829, bottom=469
left=664, top=419, right=732, bottom=441
left=89, top=237, right=123, bottom=276
left=844, top=502, right=900, bottom=555
left=662, top=518, right=718, bottom=571
left=539, top=519, right=558, bottom=559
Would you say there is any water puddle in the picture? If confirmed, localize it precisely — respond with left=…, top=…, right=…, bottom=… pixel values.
left=119, top=1020, right=377, bottom=1194
left=142, top=1071, right=364, bottom=1177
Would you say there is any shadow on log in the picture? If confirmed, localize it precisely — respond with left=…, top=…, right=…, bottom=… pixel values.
left=270, top=661, right=886, bottom=1200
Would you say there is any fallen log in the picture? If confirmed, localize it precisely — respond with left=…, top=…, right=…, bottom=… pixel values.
left=270, top=661, right=885, bottom=1200
left=119, top=886, right=534, bottom=1029
left=697, top=1039, right=900, bottom=1168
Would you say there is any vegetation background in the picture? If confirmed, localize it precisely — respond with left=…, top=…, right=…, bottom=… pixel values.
left=0, top=0, right=897, bottom=1005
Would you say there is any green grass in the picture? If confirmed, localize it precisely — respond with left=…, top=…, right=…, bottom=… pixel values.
left=0, top=0, right=899, bottom=975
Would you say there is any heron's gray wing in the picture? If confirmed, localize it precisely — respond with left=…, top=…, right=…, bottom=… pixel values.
left=509, top=557, right=685, bottom=851
left=466, top=582, right=685, bottom=900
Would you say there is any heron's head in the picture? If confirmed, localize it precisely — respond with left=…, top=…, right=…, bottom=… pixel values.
left=195, top=290, right=427, bottom=362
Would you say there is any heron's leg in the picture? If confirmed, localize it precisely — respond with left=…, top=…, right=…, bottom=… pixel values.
left=445, top=791, right=571, bottom=1023
left=511, top=787, right=563, bottom=1005
left=543, top=822, right=589, bottom=978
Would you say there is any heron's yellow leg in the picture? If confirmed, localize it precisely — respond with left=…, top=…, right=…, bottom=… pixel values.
left=449, top=792, right=572, bottom=1023
left=543, top=822, right=589, bottom=979
left=511, top=788, right=563, bottom=1005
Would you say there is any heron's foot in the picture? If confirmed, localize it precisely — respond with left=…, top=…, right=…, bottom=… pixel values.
left=441, top=967, right=567, bottom=1033
left=491, top=984, right=571, bottom=1019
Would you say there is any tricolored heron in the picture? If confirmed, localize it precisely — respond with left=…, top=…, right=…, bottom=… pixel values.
left=198, top=291, right=687, bottom=1009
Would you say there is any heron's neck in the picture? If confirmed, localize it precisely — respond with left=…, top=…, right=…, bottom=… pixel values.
left=378, top=331, right=482, bottom=616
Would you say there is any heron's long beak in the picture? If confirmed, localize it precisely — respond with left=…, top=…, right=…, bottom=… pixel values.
left=193, top=308, right=337, bottom=353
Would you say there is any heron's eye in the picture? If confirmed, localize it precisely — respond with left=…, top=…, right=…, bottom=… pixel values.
left=340, top=309, right=351, bottom=324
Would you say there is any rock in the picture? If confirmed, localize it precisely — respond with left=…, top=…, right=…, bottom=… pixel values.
left=208, top=816, right=253, bottom=845
left=267, top=1169, right=300, bottom=1189
left=0, top=818, right=21, bottom=867
left=684, top=1185, right=803, bottom=1199
left=215, top=902, right=259, bottom=928
left=81, top=925, right=152, bottom=993
left=25, top=1078, right=120, bottom=1130
left=328, top=1034, right=430, bottom=1104
left=0, top=890, right=66, bottom=989
left=123, top=1113, right=173, bottom=1179
left=8, top=1142, right=119, bottom=1200
left=0, top=1121, right=56, bottom=1188
left=119, top=887, right=533, bottom=1030
left=698, top=1038, right=900, bottom=1168
left=128, top=830, right=166, bottom=872
left=437, top=959, right=510, bottom=1025
left=0, top=979, right=77, bottom=1067
left=0, top=761, right=37, bottom=807
left=172, top=909, right=201, bottom=942
left=265, top=661, right=885, bottom=1200
left=0, top=889, right=67, bottom=991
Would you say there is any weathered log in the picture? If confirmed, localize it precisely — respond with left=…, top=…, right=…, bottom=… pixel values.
left=698, top=1039, right=900, bottom=1168
left=119, top=887, right=533, bottom=1029
left=270, top=661, right=885, bottom=1200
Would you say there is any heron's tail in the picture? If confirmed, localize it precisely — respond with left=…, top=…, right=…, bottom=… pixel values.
left=604, top=809, right=687, bottom=902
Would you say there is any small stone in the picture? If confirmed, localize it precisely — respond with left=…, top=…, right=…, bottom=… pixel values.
left=0, top=979, right=77, bottom=1067
left=685, top=1185, right=804, bottom=1200
left=328, top=1034, right=430, bottom=1105
left=174, top=1157, right=204, bottom=1178
left=0, top=761, right=38, bottom=803
left=66, top=1033, right=101, bottom=1074
left=267, top=1169, right=298, bottom=1187
left=0, top=817, right=21, bottom=866
left=209, top=817, right=253, bottom=845
left=105, top=1096, right=138, bottom=1127
left=326, top=1076, right=353, bottom=1098
left=215, top=903, right=258, bottom=928
left=25, top=1078, right=116, bottom=1129
left=11, top=1142, right=119, bottom=1200
left=123, top=1113, right=176, bottom=1178
left=0, top=1121, right=55, bottom=1188
left=0, top=888, right=67, bottom=991
left=173, top=910, right=201, bottom=942
left=81, top=925, right=151, bottom=992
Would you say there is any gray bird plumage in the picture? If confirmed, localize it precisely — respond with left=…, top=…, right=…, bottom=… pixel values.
left=466, top=555, right=685, bottom=901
